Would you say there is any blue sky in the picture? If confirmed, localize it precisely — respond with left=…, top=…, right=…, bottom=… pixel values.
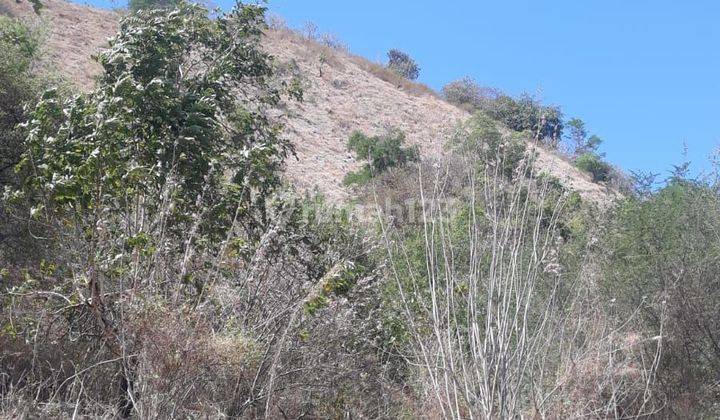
left=88, top=0, right=720, bottom=178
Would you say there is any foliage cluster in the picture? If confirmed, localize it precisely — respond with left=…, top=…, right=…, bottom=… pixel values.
left=0, top=16, right=47, bottom=260
left=386, top=48, right=420, bottom=80
left=128, top=0, right=179, bottom=12
left=0, top=5, right=402, bottom=418
left=601, top=178, right=720, bottom=416
left=343, top=130, right=419, bottom=186
left=443, top=78, right=563, bottom=145
left=450, top=112, right=529, bottom=179
left=575, top=152, right=612, bottom=182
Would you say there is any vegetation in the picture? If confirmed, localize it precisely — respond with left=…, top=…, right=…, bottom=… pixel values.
left=601, top=177, right=720, bottom=417
left=0, top=16, right=42, bottom=183
left=443, top=77, right=564, bottom=146
left=566, top=117, right=602, bottom=156
left=2, top=2, right=720, bottom=418
left=575, top=151, right=612, bottom=182
left=386, top=48, right=420, bottom=80
left=442, top=76, right=500, bottom=111
left=343, top=130, right=419, bottom=186
left=128, top=0, right=179, bottom=12
left=0, top=16, right=47, bottom=260
left=0, top=5, right=390, bottom=418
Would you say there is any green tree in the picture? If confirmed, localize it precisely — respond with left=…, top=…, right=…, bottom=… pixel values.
left=13, top=1, right=290, bottom=241
left=566, top=117, right=602, bottom=156
left=5, top=4, right=291, bottom=413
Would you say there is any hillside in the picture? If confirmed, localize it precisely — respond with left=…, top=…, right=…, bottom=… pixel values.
left=6, top=2, right=720, bottom=418
left=1, top=0, right=616, bottom=204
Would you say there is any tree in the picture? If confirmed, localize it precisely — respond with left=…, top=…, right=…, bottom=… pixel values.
left=386, top=49, right=420, bottom=80
left=6, top=2, right=293, bottom=414
left=566, top=117, right=602, bottom=156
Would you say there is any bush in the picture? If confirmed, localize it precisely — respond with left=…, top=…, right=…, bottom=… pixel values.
left=442, top=77, right=500, bottom=111
left=386, top=49, right=420, bottom=80
left=601, top=180, right=720, bottom=416
left=574, top=152, right=611, bottom=182
left=443, top=84, right=564, bottom=147
left=480, top=93, right=563, bottom=145
left=450, top=113, right=528, bottom=179
left=0, top=16, right=42, bottom=168
left=343, top=130, right=419, bottom=186
left=0, top=17, right=46, bottom=262
left=128, top=0, right=179, bottom=11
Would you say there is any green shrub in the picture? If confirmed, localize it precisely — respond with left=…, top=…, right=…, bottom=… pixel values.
left=450, top=113, right=528, bottom=179
left=601, top=180, right=720, bottom=414
left=0, top=17, right=45, bottom=261
left=479, top=93, right=563, bottom=145
left=128, top=0, right=179, bottom=12
left=442, top=77, right=500, bottom=111
left=386, top=49, right=420, bottom=80
left=0, top=17, right=41, bottom=182
left=574, top=152, right=611, bottom=182
left=343, top=130, right=419, bottom=186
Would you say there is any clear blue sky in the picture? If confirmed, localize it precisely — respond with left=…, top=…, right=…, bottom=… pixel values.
left=87, top=0, right=720, bottom=178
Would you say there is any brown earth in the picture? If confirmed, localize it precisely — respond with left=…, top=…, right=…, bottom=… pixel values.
left=2, top=0, right=618, bottom=205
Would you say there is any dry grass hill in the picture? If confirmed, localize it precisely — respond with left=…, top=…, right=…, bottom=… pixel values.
left=2, top=0, right=616, bottom=205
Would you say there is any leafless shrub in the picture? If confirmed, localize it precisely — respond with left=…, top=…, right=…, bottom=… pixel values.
left=375, top=148, right=663, bottom=418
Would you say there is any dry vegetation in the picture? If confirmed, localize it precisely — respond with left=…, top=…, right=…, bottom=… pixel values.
left=2, top=0, right=614, bottom=206
left=4, top=1, right=717, bottom=418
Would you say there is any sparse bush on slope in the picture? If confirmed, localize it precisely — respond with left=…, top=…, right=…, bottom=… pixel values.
left=442, top=78, right=564, bottom=147
left=575, top=152, right=612, bottom=182
left=442, top=76, right=500, bottom=111
left=128, top=0, right=179, bottom=12
left=343, top=130, right=419, bottom=186
left=482, top=93, right=564, bottom=145
left=450, top=112, right=529, bottom=179
left=386, top=48, right=420, bottom=80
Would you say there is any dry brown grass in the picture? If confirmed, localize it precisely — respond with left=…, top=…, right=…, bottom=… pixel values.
left=1, top=0, right=616, bottom=207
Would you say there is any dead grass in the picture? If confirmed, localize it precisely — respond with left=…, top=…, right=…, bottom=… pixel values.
left=349, top=55, right=439, bottom=98
left=1, top=0, right=616, bottom=207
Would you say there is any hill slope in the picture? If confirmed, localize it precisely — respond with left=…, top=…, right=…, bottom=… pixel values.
left=2, top=0, right=616, bottom=204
